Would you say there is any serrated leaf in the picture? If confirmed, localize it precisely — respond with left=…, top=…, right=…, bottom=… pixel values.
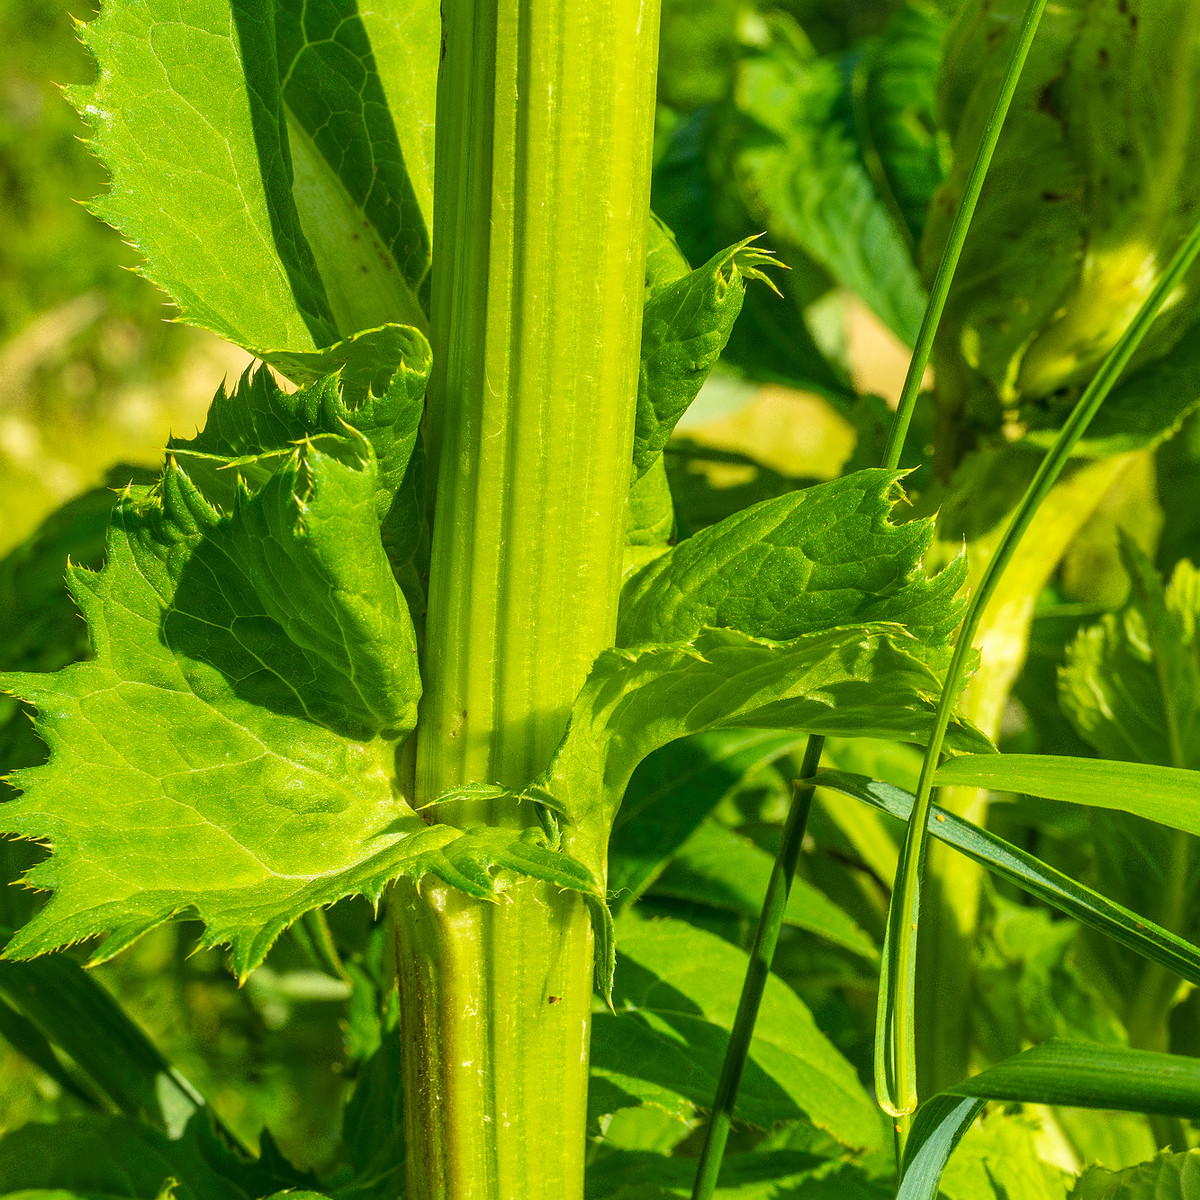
left=1, top=373, right=599, bottom=973
left=645, top=212, right=691, bottom=296
left=609, top=730, right=800, bottom=904
left=634, top=238, right=778, bottom=480
left=68, top=0, right=439, bottom=361
left=617, top=469, right=966, bottom=650
left=537, top=624, right=991, bottom=877
left=1070, top=1150, right=1200, bottom=1200
left=715, top=21, right=927, bottom=345
left=68, top=0, right=339, bottom=354
left=854, top=2, right=949, bottom=249
left=651, top=819, right=878, bottom=961
left=589, top=913, right=883, bottom=1150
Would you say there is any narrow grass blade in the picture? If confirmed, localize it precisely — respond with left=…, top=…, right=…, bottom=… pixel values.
left=934, top=754, right=1200, bottom=837
left=880, top=210, right=1200, bottom=1117
left=817, top=770, right=1200, bottom=988
left=882, top=0, right=1050, bottom=471
left=899, top=1040, right=1200, bottom=1199
left=689, top=736, right=823, bottom=1200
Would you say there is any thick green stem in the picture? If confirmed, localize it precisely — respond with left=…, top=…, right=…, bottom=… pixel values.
left=394, top=1, right=660, bottom=1196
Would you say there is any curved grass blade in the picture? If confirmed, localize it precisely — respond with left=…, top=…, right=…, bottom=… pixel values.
left=898, top=1040, right=1200, bottom=1199
left=880, top=210, right=1200, bottom=1118
left=934, top=754, right=1200, bottom=838
left=816, top=770, right=1200, bottom=989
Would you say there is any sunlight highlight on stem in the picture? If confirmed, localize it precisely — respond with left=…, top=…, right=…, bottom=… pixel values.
left=879, top=214, right=1200, bottom=1119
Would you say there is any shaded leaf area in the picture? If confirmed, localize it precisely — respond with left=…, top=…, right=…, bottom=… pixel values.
left=538, top=623, right=991, bottom=879
left=67, top=0, right=437, bottom=362
left=712, top=16, right=927, bottom=346
left=276, top=0, right=432, bottom=333
left=618, top=469, right=965, bottom=652
left=1070, top=1150, right=1200, bottom=1199
left=0, top=1111, right=315, bottom=1200
left=928, top=0, right=1200, bottom=422
left=899, top=1041, right=1200, bottom=1200
left=586, top=1150, right=888, bottom=1199
left=853, top=1, right=949, bottom=249
left=0, top=362, right=600, bottom=976
left=609, top=730, right=801, bottom=904
left=588, top=914, right=883, bottom=1151
left=0, top=951, right=207, bottom=1135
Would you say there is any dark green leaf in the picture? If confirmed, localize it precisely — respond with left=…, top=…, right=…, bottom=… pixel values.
left=589, top=914, right=883, bottom=1150
left=585, top=1150, right=886, bottom=1199
left=0, top=1113, right=306, bottom=1200
left=0, top=995, right=100, bottom=1109
left=854, top=2, right=949, bottom=248
left=0, top=953, right=204, bottom=1134
left=610, top=730, right=801, bottom=904
left=651, top=819, right=877, bottom=960
left=716, top=21, right=927, bottom=344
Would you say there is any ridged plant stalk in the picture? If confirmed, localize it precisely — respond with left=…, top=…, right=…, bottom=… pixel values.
left=392, top=1, right=660, bottom=1197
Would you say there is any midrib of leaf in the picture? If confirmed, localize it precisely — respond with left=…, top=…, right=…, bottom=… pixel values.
left=284, top=111, right=429, bottom=335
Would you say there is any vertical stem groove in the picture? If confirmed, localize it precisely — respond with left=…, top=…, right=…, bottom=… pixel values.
left=394, top=2, right=660, bottom=1197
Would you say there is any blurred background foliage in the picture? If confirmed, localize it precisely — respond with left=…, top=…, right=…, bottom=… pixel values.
left=2, top=0, right=1200, bottom=1186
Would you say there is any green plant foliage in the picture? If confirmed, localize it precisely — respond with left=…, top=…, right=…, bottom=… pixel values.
left=66, top=0, right=437, bottom=361
left=648, top=819, right=878, bottom=959
left=1060, top=543, right=1200, bottom=770
left=609, top=730, right=802, bottom=904
left=0, top=1112, right=313, bottom=1200
left=536, top=623, right=991, bottom=875
left=0, top=360, right=602, bottom=976
left=929, top=0, right=1200, bottom=420
left=588, top=913, right=883, bottom=1151
left=713, top=16, right=928, bottom=345
left=934, top=754, right=1200, bottom=838
left=900, top=1041, right=1200, bottom=1199
left=635, top=238, right=778, bottom=480
left=586, top=1151, right=888, bottom=1199
left=617, top=469, right=965, bottom=649
left=817, top=771, right=1200, bottom=987
left=1070, top=1150, right=1200, bottom=1199
left=854, top=2, right=950, bottom=248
